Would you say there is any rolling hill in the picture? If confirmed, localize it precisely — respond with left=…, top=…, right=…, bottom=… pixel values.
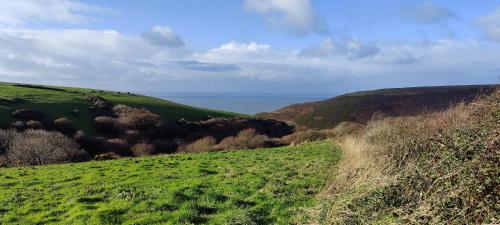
left=0, top=82, right=240, bottom=133
left=258, top=84, right=499, bottom=129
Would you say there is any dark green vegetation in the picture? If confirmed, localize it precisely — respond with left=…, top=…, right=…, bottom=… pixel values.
left=0, top=82, right=239, bottom=133
left=259, top=84, right=498, bottom=129
left=0, top=141, right=338, bottom=224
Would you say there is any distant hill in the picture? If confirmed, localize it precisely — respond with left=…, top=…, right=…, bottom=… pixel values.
left=258, top=85, right=499, bottom=129
left=0, top=82, right=240, bottom=133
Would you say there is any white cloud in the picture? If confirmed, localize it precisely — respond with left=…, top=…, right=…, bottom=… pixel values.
left=400, top=2, right=457, bottom=24
left=244, top=0, right=328, bottom=35
left=0, top=0, right=105, bottom=27
left=476, top=7, right=500, bottom=41
left=301, top=38, right=380, bottom=60
left=141, top=25, right=185, bottom=48
left=211, top=41, right=270, bottom=53
left=195, top=41, right=272, bottom=63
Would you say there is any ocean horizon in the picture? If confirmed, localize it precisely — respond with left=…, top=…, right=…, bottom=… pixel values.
left=146, top=92, right=334, bottom=115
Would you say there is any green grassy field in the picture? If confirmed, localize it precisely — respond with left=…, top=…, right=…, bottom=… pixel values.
left=0, top=141, right=338, bottom=224
left=0, top=82, right=240, bottom=133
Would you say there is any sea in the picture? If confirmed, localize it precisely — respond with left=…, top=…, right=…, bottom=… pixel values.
left=146, top=93, right=333, bottom=115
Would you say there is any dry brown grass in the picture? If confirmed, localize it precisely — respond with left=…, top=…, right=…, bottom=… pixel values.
left=303, top=90, right=499, bottom=224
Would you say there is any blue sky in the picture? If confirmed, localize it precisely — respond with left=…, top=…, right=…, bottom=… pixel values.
left=0, top=0, right=499, bottom=93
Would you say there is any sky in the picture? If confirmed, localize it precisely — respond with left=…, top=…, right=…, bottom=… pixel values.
left=0, top=0, right=499, bottom=94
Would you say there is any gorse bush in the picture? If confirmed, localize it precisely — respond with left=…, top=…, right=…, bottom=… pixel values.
left=0, top=129, right=89, bottom=166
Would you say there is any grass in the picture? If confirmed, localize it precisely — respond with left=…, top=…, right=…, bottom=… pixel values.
left=0, top=141, right=339, bottom=224
left=0, top=82, right=241, bottom=133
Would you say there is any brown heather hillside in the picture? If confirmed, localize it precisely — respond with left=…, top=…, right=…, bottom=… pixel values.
left=258, top=85, right=499, bottom=129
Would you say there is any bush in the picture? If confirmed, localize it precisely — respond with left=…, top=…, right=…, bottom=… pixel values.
left=3, top=129, right=89, bottom=166
left=103, top=138, right=130, bottom=156
left=26, top=120, right=43, bottom=129
left=124, top=130, right=141, bottom=143
left=70, top=109, right=80, bottom=117
left=94, top=152, right=120, bottom=161
left=180, top=136, right=217, bottom=153
left=0, top=129, right=15, bottom=155
left=131, top=143, right=156, bottom=156
left=11, top=121, right=26, bottom=130
left=152, top=139, right=178, bottom=154
left=309, top=90, right=500, bottom=224
left=0, top=155, right=6, bottom=167
left=94, top=116, right=116, bottom=133
left=74, top=130, right=106, bottom=155
left=54, top=117, right=76, bottom=135
left=217, top=129, right=273, bottom=150
left=113, top=105, right=163, bottom=130
left=281, top=130, right=328, bottom=145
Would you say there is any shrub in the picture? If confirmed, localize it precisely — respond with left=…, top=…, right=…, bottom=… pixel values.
left=124, top=130, right=141, bottom=143
left=94, top=152, right=120, bottom=161
left=309, top=90, right=500, bottom=225
left=54, top=117, right=76, bottom=135
left=94, top=116, right=116, bottom=133
left=11, top=121, right=26, bottom=130
left=0, top=129, right=15, bottom=155
left=70, top=109, right=80, bottom=117
left=217, top=129, right=273, bottom=150
left=74, top=130, right=106, bottom=155
left=113, top=105, right=163, bottom=130
left=103, top=138, right=130, bottom=156
left=131, top=143, right=156, bottom=156
left=26, top=120, right=43, bottom=129
left=4, top=129, right=89, bottom=166
left=180, top=136, right=217, bottom=153
left=281, top=130, right=328, bottom=145
left=152, top=139, right=178, bottom=154
left=0, top=155, right=6, bottom=167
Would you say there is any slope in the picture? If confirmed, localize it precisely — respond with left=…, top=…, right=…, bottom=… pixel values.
left=258, top=84, right=498, bottom=129
left=0, top=82, right=240, bottom=133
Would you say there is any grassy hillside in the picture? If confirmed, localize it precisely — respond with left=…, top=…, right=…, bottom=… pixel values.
left=0, top=141, right=338, bottom=225
left=258, top=85, right=498, bottom=129
left=0, top=82, right=240, bottom=133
